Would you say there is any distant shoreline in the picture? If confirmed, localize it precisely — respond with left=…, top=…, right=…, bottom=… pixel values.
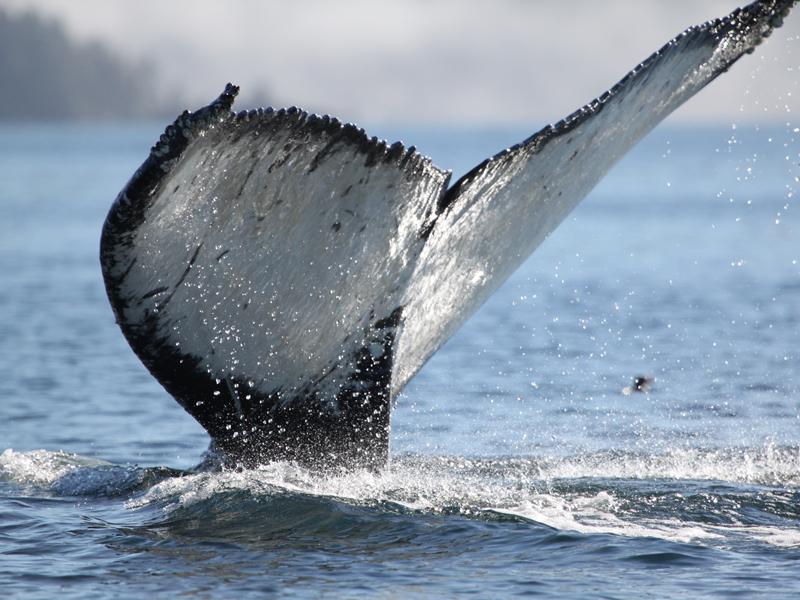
left=0, top=9, right=179, bottom=121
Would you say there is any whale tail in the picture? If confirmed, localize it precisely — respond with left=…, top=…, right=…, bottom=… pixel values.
left=100, top=0, right=795, bottom=470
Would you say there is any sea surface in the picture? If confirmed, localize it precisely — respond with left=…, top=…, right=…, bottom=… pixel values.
left=0, top=117, right=798, bottom=599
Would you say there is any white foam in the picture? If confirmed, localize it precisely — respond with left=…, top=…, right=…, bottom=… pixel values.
left=0, top=449, right=114, bottom=488
left=494, top=500, right=724, bottom=545
left=507, top=446, right=800, bottom=487
left=744, top=526, right=800, bottom=548
left=5, top=447, right=798, bottom=549
left=1, top=449, right=147, bottom=496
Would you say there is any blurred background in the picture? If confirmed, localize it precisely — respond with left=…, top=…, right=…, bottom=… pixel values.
left=1, top=0, right=799, bottom=128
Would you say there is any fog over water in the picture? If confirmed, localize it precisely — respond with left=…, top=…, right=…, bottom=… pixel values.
left=2, top=0, right=799, bottom=126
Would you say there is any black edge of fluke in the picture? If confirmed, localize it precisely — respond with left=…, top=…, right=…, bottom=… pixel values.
left=100, top=83, right=239, bottom=242
left=439, top=0, right=797, bottom=213
left=101, top=0, right=796, bottom=474
left=100, top=82, right=435, bottom=473
left=100, top=84, right=241, bottom=388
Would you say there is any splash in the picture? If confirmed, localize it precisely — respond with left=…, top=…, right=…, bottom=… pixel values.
left=114, top=446, right=800, bottom=548
left=0, top=449, right=185, bottom=496
left=3, top=446, right=797, bottom=547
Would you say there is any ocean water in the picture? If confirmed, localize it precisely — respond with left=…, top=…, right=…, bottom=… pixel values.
left=0, top=118, right=798, bottom=599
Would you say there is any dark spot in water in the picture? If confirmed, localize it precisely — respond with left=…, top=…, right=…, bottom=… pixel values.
left=22, top=376, right=59, bottom=392
left=332, top=222, right=341, bottom=232
left=742, top=383, right=778, bottom=392
left=216, top=250, right=230, bottom=261
left=623, top=552, right=705, bottom=567
left=624, top=376, right=653, bottom=394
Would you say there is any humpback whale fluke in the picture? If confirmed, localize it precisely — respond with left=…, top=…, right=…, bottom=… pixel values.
left=100, top=1, right=795, bottom=470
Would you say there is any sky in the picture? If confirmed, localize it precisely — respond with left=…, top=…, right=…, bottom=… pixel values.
left=2, top=0, right=800, bottom=128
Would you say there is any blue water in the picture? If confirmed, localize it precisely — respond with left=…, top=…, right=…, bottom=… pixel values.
left=0, top=119, right=798, bottom=598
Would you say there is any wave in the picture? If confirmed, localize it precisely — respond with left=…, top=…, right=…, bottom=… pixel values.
left=2, top=446, right=798, bottom=550
left=0, top=448, right=187, bottom=496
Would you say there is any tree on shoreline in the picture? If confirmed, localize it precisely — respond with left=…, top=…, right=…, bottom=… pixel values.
left=0, top=9, right=162, bottom=120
